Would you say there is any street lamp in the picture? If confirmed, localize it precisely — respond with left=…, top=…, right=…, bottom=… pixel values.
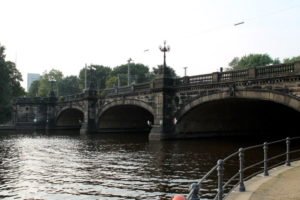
left=127, top=58, right=133, bottom=86
left=84, top=64, right=97, bottom=90
left=184, top=67, right=188, bottom=77
left=49, top=77, right=56, bottom=97
left=159, top=41, right=170, bottom=74
left=84, top=64, right=88, bottom=89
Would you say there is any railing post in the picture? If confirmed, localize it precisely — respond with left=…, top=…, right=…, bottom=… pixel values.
left=263, top=142, right=269, bottom=176
left=238, top=148, right=246, bottom=192
left=188, top=183, right=200, bottom=200
left=286, top=137, right=291, bottom=166
left=217, top=159, right=224, bottom=200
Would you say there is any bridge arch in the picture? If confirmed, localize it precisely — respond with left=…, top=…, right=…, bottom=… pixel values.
left=178, top=89, right=300, bottom=118
left=97, top=99, right=154, bottom=133
left=56, top=107, right=84, bottom=128
left=176, top=89, right=300, bottom=136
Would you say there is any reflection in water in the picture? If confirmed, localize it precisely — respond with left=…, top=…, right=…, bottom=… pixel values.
left=0, top=132, right=286, bottom=199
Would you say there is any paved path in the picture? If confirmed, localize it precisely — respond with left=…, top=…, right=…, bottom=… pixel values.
left=226, top=160, right=300, bottom=200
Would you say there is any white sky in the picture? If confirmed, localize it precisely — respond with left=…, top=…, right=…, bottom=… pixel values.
left=1, top=0, right=300, bottom=90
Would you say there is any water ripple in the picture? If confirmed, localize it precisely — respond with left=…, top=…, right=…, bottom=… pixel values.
left=0, top=132, right=265, bottom=200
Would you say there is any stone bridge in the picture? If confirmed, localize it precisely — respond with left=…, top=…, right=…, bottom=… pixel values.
left=14, top=61, right=300, bottom=140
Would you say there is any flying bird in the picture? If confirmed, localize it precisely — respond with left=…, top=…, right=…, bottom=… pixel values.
left=234, top=21, right=245, bottom=26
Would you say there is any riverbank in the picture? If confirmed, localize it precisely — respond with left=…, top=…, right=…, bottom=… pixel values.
left=226, top=160, right=300, bottom=200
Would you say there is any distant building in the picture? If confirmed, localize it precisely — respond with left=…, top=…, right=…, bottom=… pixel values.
left=27, top=73, right=40, bottom=91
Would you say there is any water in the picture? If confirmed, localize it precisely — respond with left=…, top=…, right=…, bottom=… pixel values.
left=0, top=131, right=290, bottom=200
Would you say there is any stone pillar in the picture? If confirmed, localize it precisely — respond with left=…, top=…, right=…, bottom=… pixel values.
left=46, top=96, right=57, bottom=130
left=149, top=41, right=177, bottom=140
left=148, top=76, right=177, bottom=140
left=80, top=88, right=97, bottom=134
left=248, top=68, right=256, bottom=79
left=294, top=61, right=300, bottom=74
left=212, top=72, right=220, bottom=82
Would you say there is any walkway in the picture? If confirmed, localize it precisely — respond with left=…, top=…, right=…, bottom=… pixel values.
left=226, top=160, right=300, bottom=200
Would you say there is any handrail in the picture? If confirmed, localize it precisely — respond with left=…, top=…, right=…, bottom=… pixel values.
left=185, top=137, right=300, bottom=200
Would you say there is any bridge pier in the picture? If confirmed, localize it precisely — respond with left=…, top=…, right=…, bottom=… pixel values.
left=80, top=89, right=97, bottom=134
left=45, top=95, right=57, bottom=130
left=148, top=92, right=177, bottom=140
left=148, top=71, right=177, bottom=140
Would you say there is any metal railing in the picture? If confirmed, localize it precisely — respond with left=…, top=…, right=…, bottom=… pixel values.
left=186, top=136, right=300, bottom=200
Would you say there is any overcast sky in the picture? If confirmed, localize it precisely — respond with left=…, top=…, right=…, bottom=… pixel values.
left=1, top=0, right=300, bottom=89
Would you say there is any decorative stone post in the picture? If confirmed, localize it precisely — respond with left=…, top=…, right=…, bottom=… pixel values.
left=46, top=95, right=57, bottom=130
left=80, top=71, right=97, bottom=134
left=149, top=41, right=177, bottom=140
left=248, top=68, right=256, bottom=79
left=46, top=80, right=57, bottom=130
left=294, top=61, right=300, bottom=74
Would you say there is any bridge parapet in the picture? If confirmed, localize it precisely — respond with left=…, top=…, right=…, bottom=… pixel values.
left=256, top=62, right=295, bottom=78
left=176, top=62, right=299, bottom=87
left=15, top=96, right=58, bottom=104
left=15, top=97, right=46, bottom=104
left=59, top=93, right=85, bottom=102
left=101, top=82, right=152, bottom=96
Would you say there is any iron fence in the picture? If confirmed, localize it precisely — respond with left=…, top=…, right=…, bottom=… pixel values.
left=186, top=136, right=300, bottom=200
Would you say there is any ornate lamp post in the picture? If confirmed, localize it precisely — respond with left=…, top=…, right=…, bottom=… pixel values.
left=85, top=64, right=88, bottom=90
left=48, top=77, right=56, bottom=97
left=85, top=64, right=96, bottom=90
left=184, top=67, right=188, bottom=76
left=159, top=40, right=170, bottom=75
left=127, top=58, right=132, bottom=86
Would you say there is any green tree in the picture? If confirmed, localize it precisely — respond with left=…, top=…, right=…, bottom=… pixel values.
left=57, top=76, right=81, bottom=96
left=6, top=61, right=25, bottom=97
left=110, top=63, right=151, bottom=86
left=38, top=69, right=63, bottom=97
left=105, top=76, right=118, bottom=88
left=0, top=45, right=11, bottom=122
left=28, top=80, right=40, bottom=97
left=152, top=65, right=177, bottom=78
left=228, top=54, right=280, bottom=70
left=283, top=56, right=300, bottom=63
left=0, top=43, right=25, bottom=123
left=79, top=65, right=112, bottom=90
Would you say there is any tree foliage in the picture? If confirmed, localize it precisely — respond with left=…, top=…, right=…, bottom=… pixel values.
left=0, top=44, right=25, bottom=123
left=78, top=63, right=152, bottom=89
left=58, top=76, right=81, bottom=96
left=105, top=76, right=118, bottom=88
left=110, top=63, right=151, bottom=86
left=37, top=69, right=63, bottom=97
left=28, top=80, right=40, bottom=97
left=228, top=54, right=280, bottom=70
left=152, top=65, right=177, bottom=78
left=283, top=56, right=300, bottom=63
left=79, top=65, right=111, bottom=90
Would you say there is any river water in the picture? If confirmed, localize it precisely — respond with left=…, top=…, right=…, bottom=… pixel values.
left=0, top=131, right=291, bottom=200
